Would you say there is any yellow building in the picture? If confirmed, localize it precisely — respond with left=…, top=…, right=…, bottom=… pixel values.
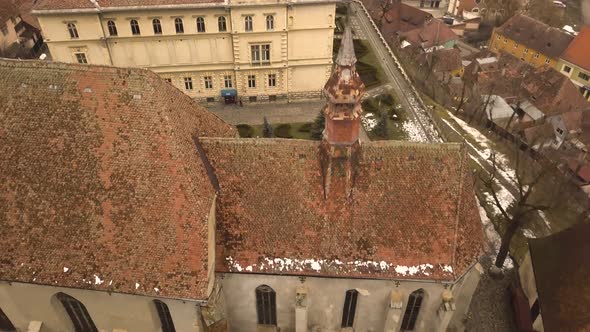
left=32, top=0, right=336, bottom=103
left=489, top=14, right=573, bottom=69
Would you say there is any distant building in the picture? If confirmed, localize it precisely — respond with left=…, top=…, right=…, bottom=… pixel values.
left=0, top=25, right=485, bottom=332
left=0, top=1, right=43, bottom=58
left=489, top=14, right=573, bottom=69
left=32, top=0, right=336, bottom=103
left=514, top=222, right=590, bottom=331
left=557, top=26, right=590, bottom=100
left=399, top=16, right=459, bottom=50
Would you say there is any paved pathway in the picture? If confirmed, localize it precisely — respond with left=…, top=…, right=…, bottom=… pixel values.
left=207, top=101, right=324, bottom=125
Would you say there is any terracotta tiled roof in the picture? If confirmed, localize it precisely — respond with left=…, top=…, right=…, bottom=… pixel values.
left=495, top=14, right=573, bottom=59
left=561, top=26, right=590, bottom=71
left=364, top=1, right=432, bottom=40
left=529, top=222, right=590, bottom=331
left=430, top=47, right=462, bottom=72
left=201, top=138, right=483, bottom=281
left=400, top=18, right=458, bottom=49
left=0, top=60, right=235, bottom=300
left=34, top=0, right=222, bottom=11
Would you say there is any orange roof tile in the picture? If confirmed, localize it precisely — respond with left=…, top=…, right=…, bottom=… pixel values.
left=561, top=26, right=590, bottom=71
left=0, top=60, right=235, bottom=300
left=34, top=0, right=222, bottom=11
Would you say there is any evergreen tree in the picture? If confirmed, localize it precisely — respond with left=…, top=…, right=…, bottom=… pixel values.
left=310, top=111, right=325, bottom=140
left=373, top=110, right=389, bottom=138
left=262, top=116, right=273, bottom=138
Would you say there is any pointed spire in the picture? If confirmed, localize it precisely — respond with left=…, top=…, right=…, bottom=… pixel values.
left=336, top=20, right=356, bottom=67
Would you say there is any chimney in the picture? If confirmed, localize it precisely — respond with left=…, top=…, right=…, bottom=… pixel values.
left=320, top=21, right=365, bottom=200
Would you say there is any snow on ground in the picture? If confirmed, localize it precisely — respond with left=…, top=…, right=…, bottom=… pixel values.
left=406, top=96, right=443, bottom=142
left=361, top=113, right=378, bottom=131
left=402, top=120, right=429, bottom=142
left=477, top=197, right=514, bottom=269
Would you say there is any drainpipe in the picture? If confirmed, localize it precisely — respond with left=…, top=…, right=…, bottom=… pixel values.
left=96, top=9, right=114, bottom=65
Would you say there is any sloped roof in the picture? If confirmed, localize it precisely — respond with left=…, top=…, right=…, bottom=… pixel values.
left=400, top=18, right=458, bottom=49
left=0, top=60, right=235, bottom=300
left=529, top=222, right=590, bottom=331
left=201, top=138, right=483, bottom=281
left=430, top=47, right=462, bottom=72
left=495, top=14, right=573, bottom=58
left=374, top=2, right=432, bottom=39
left=561, top=26, right=590, bottom=71
left=34, top=0, right=222, bottom=11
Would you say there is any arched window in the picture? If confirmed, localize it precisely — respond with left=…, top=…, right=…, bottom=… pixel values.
left=401, top=289, right=424, bottom=331
left=152, top=19, right=162, bottom=34
left=218, top=16, right=227, bottom=32
left=341, top=289, right=358, bottom=328
left=244, top=16, right=253, bottom=32
left=266, top=15, right=274, bottom=30
left=196, top=17, right=206, bottom=32
left=56, top=293, right=98, bottom=332
left=0, top=307, right=16, bottom=332
left=174, top=18, right=184, bottom=33
left=67, top=23, right=79, bottom=39
left=107, top=20, right=117, bottom=36
left=255, top=285, right=276, bottom=325
left=130, top=19, right=140, bottom=35
left=154, top=300, right=176, bottom=332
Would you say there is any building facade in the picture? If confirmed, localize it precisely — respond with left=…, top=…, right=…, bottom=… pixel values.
left=33, top=0, right=336, bottom=102
left=557, top=26, right=590, bottom=101
left=489, top=14, right=572, bottom=69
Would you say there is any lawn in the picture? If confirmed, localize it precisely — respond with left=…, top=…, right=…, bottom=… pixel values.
left=237, top=122, right=316, bottom=140
left=362, top=94, right=409, bottom=141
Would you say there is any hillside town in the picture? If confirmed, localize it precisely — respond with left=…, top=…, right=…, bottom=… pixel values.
left=0, top=0, right=589, bottom=331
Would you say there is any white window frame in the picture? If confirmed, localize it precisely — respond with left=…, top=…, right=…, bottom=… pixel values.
left=224, top=75, right=233, bottom=88
left=184, top=77, right=193, bottom=90
left=245, top=16, right=253, bottom=32
left=204, top=76, right=213, bottom=89
left=196, top=17, right=206, bottom=32
left=248, top=75, right=256, bottom=88
left=67, top=22, right=79, bottom=39
left=266, top=15, right=274, bottom=31
left=218, top=16, right=227, bottom=32
left=74, top=52, right=87, bottom=64
left=268, top=74, right=276, bottom=87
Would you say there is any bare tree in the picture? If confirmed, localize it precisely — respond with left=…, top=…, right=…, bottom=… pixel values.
left=375, top=0, right=398, bottom=29
left=479, top=145, right=554, bottom=269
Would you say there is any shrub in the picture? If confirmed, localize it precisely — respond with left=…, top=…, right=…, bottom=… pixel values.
left=377, top=94, right=395, bottom=106
left=262, top=117, right=273, bottom=138
left=362, top=100, right=378, bottom=113
left=274, top=124, right=293, bottom=138
left=310, top=111, right=325, bottom=140
left=236, top=124, right=254, bottom=138
left=298, top=122, right=313, bottom=133
left=372, top=111, right=389, bottom=139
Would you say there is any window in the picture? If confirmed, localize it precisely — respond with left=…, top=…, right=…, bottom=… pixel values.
left=224, top=75, right=233, bottom=88
left=524, top=48, right=528, bottom=54
left=255, top=285, right=276, bottom=325
left=218, top=16, right=227, bottom=32
left=268, top=74, right=276, bottom=87
left=504, top=37, right=508, bottom=43
left=75, top=53, right=88, bottom=64
left=57, top=293, right=98, bottom=332
left=130, top=19, right=140, bottom=35
left=1, top=25, right=8, bottom=36
left=534, top=52, right=540, bottom=59
left=164, top=78, right=172, bottom=83
left=174, top=18, right=184, bottom=33
left=154, top=300, right=176, bottom=332
left=248, top=75, right=256, bottom=88
left=556, top=127, right=564, bottom=135
left=514, top=42, right=518, bottom=48
left=341, top=290, right=358, bottom=328
left=579, top=72, right=590, bottom=81
left=204, top=76, right=213, bottom=89
left=0, top=307, right=16, bottom=332
left=266, top=15, right=274, bottom=30
left=249, top=96, right=257, bottom=102
left=67, top=23, right=79, bottom=39
left=269, top=95, right=277, bottom=101
left=496, top=35, right=500, bottom=40
left=401, top=289, right=424, bottom=331
left=251, top=44, right=270, bottom=65
left=245, top=16, right=253, bottom=31
left=563, top=65, right=572, bottom=73
left=153, top=19, right=162, bottom=34
left=206, top=97, right=215, bottom=102
left=545, top=58, right=551, bottom=64
left=261, top=44, right=270, bottom=64
left=196, top=17, right=206, bottom=32
left=107, top=20, right=117, bottom=36
left=184, top=77, right=193, bottom=90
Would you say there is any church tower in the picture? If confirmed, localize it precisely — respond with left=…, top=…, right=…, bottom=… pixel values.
left=320, top=22, right=365, bottom=200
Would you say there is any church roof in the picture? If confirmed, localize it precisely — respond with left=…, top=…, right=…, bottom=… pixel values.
left=201, top=138, right=483, bottom=281
left=529, top=222, right=590, bottom=331
left=336, top=24, right=357, bottom=67
left=34, top=0, right=223, bottom=11
left=0, top=59, right=235, bottom=300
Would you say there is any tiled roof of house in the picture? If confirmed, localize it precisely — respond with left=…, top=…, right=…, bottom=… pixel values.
left=529, top=222, right=590, bottom=331
left=400, top=18, right=458, bottom=49
left=0, top=60, right=235, bottom=300
left=561, top=26, right=590, bottom=71
left=430, top=47, right=462, bottom=72
left=34, top=0, right=223, bottom=11
left=201, top=138, right=483, bottom=281
left=495, top=14, right=573, bottom=59
left=0, top=0, right=17, bottom=24
left=368, top=2, right=432, bottom=40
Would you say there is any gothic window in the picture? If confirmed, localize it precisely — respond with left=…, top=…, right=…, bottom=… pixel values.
left=174, top=18, right=184, bottom=33
left=107, top=20, right=117, bottom=36
left=196, top=17, right=206, bottom=32
left=341, top=289, right=358, bottom=328
left=255, top=285, right=276, bottom=325
left=0, top=307, right=16, bottom=332
left=154, top=300, right=176, bottom=332
left=245, top=16, right=253, bottom=32
left=266, top=15, right=274, bottom=30
left=401, top=289, right=424, bottom=331
left=56, top=293, right=98, bottom=332
left=153, top=19, right=162, bottom=34
left=130, top=19, right=140, bottom=35
left=218, top=16, right=227, bottom=32
left=67, top=23, right=79, bottom=39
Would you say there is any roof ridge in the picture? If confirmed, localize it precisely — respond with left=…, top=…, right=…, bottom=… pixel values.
left=450, top=144, right=468, bottom=277
left=0, top=58, right=154, bottom=77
